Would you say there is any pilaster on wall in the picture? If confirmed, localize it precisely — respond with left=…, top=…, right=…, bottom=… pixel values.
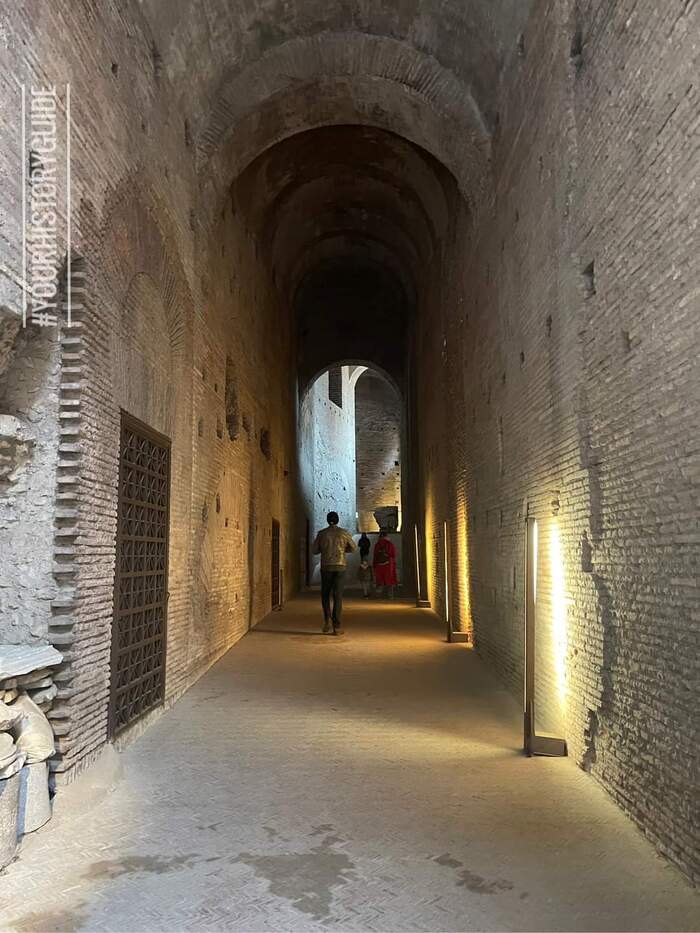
left=47, top=267, right=87, bottom=775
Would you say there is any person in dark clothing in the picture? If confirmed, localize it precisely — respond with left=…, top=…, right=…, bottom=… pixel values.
left=358, top=532, right=371, bottom=561
left=312, top=511, right=357, bottom=634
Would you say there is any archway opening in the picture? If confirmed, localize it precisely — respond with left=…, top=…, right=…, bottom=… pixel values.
left=299, top=363, right=404, bottom=591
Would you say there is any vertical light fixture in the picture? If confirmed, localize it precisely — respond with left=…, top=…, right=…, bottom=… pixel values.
left=444, top=520, right=450, bottom=639
left=524, top=514, right=567, bottom=757
left=414, top=523, right=431, bottom=609
left=414, top=523, right=422, bottom=603
left=550, top=521, right=568, bottom=713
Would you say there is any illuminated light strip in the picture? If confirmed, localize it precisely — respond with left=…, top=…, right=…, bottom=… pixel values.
left=444, top=519, right=449, bottom=627
left=532, top=518, right=538, bottom=604
left=414, top=523, right=421, bottom=600
left=550, top=521, right=568, bottom=713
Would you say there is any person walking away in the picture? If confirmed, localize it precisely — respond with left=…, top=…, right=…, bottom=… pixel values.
left=373, top=530, right=398, bottom=599
left=358, top=532, right=371, bottom=561
left=357, top=558, right=373, bottom=598
left=312, top=511, right=357, bottom=634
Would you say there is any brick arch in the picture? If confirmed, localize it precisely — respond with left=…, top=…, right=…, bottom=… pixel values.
left=99, top=180, right=194, bottom=440
left=196, top=32, right=491, bottom=207
left=302, top=359, right=402, bottom=403
left=100, top=182, right=191, bottom=362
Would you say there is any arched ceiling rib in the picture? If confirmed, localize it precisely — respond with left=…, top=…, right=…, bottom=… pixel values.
left=137, top=1, right=533, bottom=387
left=230, top=124, right=455, bottom=300
left=229, top=124, right=460, bottom=390
left=142, top=0, right=533, bottom=138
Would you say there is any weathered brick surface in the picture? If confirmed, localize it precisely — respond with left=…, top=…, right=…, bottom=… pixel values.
left=0, top=326, right=60, bottom=644
left=415, top=0, right=699, bottom=882
left=0, top=2, right=300, bottom=777
left=300, top=369, right=357, bottom=557
left=355, top=371, right=402, bottom=533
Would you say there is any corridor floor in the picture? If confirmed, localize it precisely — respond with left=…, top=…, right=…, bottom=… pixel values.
left=1, top=596, right=697, bottom=932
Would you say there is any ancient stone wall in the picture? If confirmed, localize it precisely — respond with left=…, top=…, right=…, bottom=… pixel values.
left=0, top=1, right=300, bottom=780
left=299, top=368, right=357, bottom=583
left=355, top=371, right=402, bottom=533
left=415, top=0, right=699, bottom=881
left=0, top=327, right=60, bottom=645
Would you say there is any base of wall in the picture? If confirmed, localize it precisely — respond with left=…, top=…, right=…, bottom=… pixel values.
left=416, top=599, right=432, bottom=608
left=449, top=631, right=470, bottom=643
left=53, top=633, right=246, bottom=788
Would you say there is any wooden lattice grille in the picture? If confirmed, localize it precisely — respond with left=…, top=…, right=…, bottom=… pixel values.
left=110, top=414, right=170, bottom=736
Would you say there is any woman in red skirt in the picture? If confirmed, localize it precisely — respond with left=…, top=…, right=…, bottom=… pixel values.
left=372, top=531, right=398, bottom=598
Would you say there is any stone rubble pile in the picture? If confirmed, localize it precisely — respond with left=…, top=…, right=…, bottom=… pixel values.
left=0, top=645, right=62, bottom=870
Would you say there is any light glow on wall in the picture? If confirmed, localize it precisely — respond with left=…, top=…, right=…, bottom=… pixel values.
left=549, top=520, right=568, bottom=713
left=456, top=496, right=473, bottom=634
left=424, top=491, right=436, bottom=607
left=531, top=518, right=538, bottom=604
left=443, top=520, right=449, bottom=626
left=414, top=523, right=422, bottom=599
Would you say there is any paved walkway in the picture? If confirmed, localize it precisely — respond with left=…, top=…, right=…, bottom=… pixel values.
left=1, top=596, right=697, bottom=932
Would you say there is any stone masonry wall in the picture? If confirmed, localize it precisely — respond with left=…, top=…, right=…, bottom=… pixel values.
left=355, top=370, right=402, bottom=533
left=415, top=0, right=699, bottom=882
left=0, top=326, right=60, bottom=644
left=0, top=2, right=301, bottom=780
left=300, top=368, right=357, bottom=584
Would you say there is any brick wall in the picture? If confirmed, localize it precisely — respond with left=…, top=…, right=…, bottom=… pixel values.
left=415, top=0, right=699, bottom=882
left=355, top=370, right=402, bottom=533
left=0, top=1, right=301, bottom=779
left=300, top=367, right=357, bottom=582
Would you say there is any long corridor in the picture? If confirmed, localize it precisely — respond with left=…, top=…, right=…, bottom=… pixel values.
left=1, top=597, right=696, bottom=932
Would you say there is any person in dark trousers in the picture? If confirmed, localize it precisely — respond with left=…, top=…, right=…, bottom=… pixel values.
left=312, top=511, right=357, bottom=634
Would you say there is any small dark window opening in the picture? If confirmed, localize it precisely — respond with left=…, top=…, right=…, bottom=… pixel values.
left=328, top=367, right=343, bottom=408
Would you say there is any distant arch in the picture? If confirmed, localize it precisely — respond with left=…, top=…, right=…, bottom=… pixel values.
left=301, top=359, right=402, bottom=402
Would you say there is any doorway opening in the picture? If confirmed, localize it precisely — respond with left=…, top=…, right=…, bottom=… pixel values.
left=299, top=364, right=403, bottom=589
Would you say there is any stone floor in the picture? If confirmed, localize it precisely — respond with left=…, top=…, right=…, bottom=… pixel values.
left=1, top=596, right=697, bottom=932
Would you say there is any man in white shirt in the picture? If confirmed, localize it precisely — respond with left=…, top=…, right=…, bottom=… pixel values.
left=312, top=511, right=357, bottom=635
